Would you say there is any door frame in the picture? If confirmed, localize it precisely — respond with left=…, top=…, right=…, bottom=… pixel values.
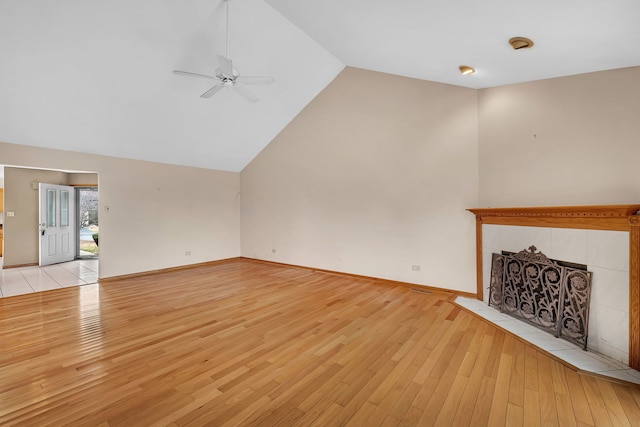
left=75, top=186, right=99, bottom=259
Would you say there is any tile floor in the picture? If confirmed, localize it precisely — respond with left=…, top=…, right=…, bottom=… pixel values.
left=455, top=296, right=640, bottom=385
left=0, top=257, right=98, bottom=298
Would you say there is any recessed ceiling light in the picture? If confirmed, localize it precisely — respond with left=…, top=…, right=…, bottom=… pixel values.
left=509, top=37, right=534, bottom=50
left=459, top=65, right=476, bottom=75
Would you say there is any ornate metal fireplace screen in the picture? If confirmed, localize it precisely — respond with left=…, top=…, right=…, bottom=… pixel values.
left=489, top=246, right=593, bottom=350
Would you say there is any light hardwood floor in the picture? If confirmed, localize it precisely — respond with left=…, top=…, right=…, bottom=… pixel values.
left=1, top=258, right=639, bottom=426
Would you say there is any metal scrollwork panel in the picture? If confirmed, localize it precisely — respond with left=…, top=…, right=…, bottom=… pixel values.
left=538, top=264, right=564, bottom=330
left=501, top=258, right=562, bottom=336
left=560, top=269, right=593, bottom=350
left=489, top=253, right=504, bottom=308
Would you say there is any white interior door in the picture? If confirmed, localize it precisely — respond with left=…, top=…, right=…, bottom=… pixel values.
left=39, top=183, right=76, bottom=266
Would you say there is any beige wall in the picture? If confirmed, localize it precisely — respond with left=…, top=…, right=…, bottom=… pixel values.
left=67, top=173, right=98, bottom=186
left=241, top=67, right=479, bottom=293
left=478, top=66, right=640, bottom=206
left=0, top=142, right=241, bottom=278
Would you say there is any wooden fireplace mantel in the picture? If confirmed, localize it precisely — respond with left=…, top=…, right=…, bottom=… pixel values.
left=467, top=204, right=640, bottom=370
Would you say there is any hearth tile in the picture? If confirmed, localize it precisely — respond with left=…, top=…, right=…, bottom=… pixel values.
left=620, top=369, right=640, bottom=381
left=587, top=230, right=629, bottom=271
left=455, top=298, right=515, bottom=323
left=482, top=224, right=501, bottom=250
left=454, top=297, right=482, bottom=310
left=588, top=305, right=629, bottom=358
left=518, top=331, right=577, bottom=352
left=494, top=319, right=541, bottom=335
left=551, top=228, right=587, bottom=264
left=601, top=370, right=640, bottom=384
left=553, top=349, right=625, bottom=372
left=589, top=266, right=629, bottom=312
left=586, top=351, right=631, bottom=370
left=500, top=226, right=552, bottom=255
left=588, top=340, right=628, bottom=366
left=482, top=251, right=493, bottom=303
left=473, top=308, right=511, bottom=322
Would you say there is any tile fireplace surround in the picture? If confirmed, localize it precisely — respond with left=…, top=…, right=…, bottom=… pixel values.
left=467, top=205, right=640, bottom=370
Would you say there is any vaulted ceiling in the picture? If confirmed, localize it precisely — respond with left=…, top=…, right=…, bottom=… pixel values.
left=1, top=0, right=638, bottom=172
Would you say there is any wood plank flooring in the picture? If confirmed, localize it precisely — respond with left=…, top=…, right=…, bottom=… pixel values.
left=1, top=258, right=640, bottom=426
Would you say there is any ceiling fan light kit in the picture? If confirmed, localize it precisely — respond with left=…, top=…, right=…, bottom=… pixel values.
left=172, top=0, right=273, bottom=102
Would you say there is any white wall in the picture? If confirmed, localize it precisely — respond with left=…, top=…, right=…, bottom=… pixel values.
left=0, top=141, right=240, bottom=278
left=482, top=225, right=629, bottom=363
left=478, top=66, right=640, bottom=207
left=241, top=67, right=479, bottom=293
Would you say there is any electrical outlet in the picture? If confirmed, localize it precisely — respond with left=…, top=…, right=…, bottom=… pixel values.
left=185, top=251, right=191, bottom=256
left=6, top=211, right=15, bottom=217
left=412, top=265, right=421, bottom=271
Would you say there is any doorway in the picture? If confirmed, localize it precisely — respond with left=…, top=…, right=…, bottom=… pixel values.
left=77, top=187, right=99, bottom=259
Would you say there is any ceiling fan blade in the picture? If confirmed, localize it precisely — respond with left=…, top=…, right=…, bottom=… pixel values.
left=200, top=84, right=225, bottom=98
left=236, top=76, right=274, bottom=85
left=173, top=70, right=217, bottom=80
left=217, top=55, right=233, bottom=77
left=233, top=83, right=259, bottom=103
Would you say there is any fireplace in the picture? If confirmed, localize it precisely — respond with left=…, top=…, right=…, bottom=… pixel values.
left=467, top=205, right=640, bottom=369
left=489, top=246, right=592, bottom=350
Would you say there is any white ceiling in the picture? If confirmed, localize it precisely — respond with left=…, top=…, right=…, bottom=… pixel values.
left=267, top=0, right=640, bottom=89
left=0, top=0, right=344, bottom=172
left=1, top=0, right=639, bottom=173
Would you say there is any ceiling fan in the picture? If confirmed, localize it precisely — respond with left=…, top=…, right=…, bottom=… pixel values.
left=173, top=0, right=274, bottom=102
